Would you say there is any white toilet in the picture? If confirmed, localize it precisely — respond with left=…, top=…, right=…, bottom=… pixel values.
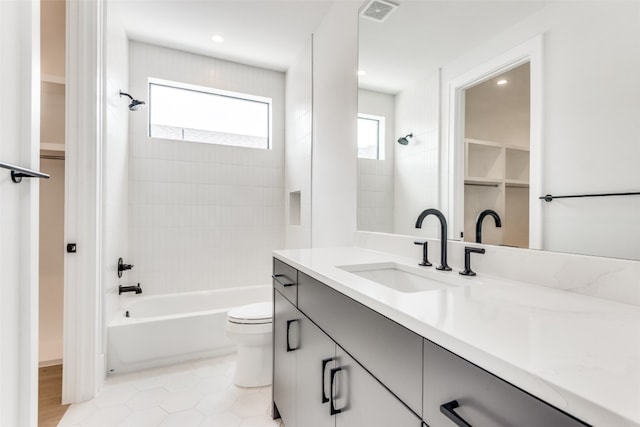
left=225, top=301, right=273, bottom=387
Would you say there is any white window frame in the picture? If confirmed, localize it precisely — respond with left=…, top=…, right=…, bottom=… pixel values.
left=357, top=113, right=386, bottom=160
left=147, top=77, right=273, bottom=149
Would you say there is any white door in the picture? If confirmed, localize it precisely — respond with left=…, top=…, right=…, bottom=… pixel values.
left=0, top=1, right=41, bottom=426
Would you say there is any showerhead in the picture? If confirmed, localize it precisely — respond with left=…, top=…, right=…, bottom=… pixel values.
left=397, top=133, right=413, bottom=145
left=119, top=91, right=146, bottom=111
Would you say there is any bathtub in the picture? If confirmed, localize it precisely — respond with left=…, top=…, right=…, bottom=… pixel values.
left=107, top=285, right=271, bottom=374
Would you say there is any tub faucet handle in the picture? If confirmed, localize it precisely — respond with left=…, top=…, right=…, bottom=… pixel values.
left=118, top=257, right=134, bottom=278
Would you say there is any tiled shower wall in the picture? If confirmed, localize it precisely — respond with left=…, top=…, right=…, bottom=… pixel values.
left=284, top=38, right=312, bottom=249
left=357, top=89, right=395, bottom=234
left=394, top=70, right=441, bottom=238
left=127, top=42, right=285, bottom=295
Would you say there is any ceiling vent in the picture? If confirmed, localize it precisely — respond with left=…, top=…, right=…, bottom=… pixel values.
left=359, top=0, right=398, bottom=23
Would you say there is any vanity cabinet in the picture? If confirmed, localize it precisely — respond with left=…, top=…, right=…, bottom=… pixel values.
left=274, top=288, right=337, bottom=427
left=273, top=258, right=588, bottom=427
left=297, top=271, right=423, bottom=415
left=423, top=339, right=587, bottom=427
left=273, top=264, right=422, bottom=426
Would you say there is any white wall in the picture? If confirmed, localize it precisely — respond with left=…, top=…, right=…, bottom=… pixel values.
left=311, top=1, right=359, bottom=248
left=284, top=38, right=312, bottom=249
left=394, top=70, right=441, bottom=238
left=103, top=0, right=129, bottom=347
left=440, top=1, right=640, bottom=260
left=0, top=0, right=39, bottom=424
left=127, top=42, right=285, bottom=295
left=357, top=89, right=395, bottom=234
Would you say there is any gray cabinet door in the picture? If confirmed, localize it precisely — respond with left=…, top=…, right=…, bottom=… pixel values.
left=334, top=347, right=422, bottom=427
left=296, top=316, right=336, bottom=427
left=298, top=272, right=423, bottom=415
left=423, top=339, right=588, bottom=427
left=273, top=289, right=300, bottom=427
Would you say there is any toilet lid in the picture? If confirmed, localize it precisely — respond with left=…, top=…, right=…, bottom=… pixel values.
left=228, top=302, right=272, bottom=324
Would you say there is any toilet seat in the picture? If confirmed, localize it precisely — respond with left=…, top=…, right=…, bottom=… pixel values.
left=228, top=302, right=272, bottom=325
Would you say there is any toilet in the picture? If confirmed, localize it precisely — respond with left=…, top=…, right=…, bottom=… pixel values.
left=225, top=301, right=273, bottom=387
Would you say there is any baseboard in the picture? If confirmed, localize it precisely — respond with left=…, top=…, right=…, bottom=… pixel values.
left=39, top=358, right=63, bottom=368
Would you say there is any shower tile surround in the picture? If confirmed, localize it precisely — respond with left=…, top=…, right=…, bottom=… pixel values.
left=127, top=42, right=285, bottom=295
left=393, top=70, right=441, bottom=238
left=357, top=89, right=395, bottom=234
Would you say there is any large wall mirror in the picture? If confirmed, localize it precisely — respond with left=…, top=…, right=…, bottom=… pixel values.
left=357, top=0, right=640, bottom=260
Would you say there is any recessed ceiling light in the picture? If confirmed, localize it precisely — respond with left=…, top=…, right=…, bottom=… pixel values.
left=496, top=79, right=508, bottom=85
left=357, top=70, right=367, bottom=76
left=211, top=35, right=224, bottom=43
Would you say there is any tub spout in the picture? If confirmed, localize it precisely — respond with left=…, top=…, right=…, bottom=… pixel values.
left=119, top=283, right=142, bottom=295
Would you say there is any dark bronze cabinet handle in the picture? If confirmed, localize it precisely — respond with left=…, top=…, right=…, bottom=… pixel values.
left=440, top=400, right=472, bottom=427
left=321, top=357, right=335, bottom=403
left=330, top=367, right=343, bottom=415
left=286, top=319, right=299, bottom=352
left=273, top=274, right=295, bottom=287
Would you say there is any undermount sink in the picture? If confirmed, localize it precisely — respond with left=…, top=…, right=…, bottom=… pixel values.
left=337, top=262, right=467, bottom=293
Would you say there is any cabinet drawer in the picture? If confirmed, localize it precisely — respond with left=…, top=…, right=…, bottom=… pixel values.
left=298, top=272, right=423, bottom=416
left=423, top=339, right=588, bottom=427
left=273, top=258, right=298, bottom=305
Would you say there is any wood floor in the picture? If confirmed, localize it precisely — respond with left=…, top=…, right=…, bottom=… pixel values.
left=39, top=365, right=69, bottom=427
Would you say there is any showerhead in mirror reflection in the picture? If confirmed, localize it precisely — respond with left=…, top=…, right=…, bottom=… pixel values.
left=397, top=133, right=412, bottom=145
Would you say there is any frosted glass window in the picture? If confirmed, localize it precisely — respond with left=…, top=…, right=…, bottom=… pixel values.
left=358, top=114, right=385, bottom=160
left=149, top=79, right=272, bottom=149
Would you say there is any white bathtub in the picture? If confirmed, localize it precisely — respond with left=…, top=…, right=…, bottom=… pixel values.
left=107, top=285, right=271, bottom=374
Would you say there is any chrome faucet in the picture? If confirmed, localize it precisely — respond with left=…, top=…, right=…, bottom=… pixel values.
left=415, top=208, right=451, bottom=271
left=475, top=209, right=502, bottom=243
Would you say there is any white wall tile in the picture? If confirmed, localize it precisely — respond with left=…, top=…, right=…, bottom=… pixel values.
left=284, top=38, right=313, bottom=249
left=357, top=89, right=395, bottom=234
left=394, top=70, right=441, bottom=238
left=127, top=42, right=285, bottom=296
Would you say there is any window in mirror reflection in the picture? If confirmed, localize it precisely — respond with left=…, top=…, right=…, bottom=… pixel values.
left=357, top=114, right=385, bottom=160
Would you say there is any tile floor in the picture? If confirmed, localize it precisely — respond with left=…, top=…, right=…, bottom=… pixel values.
left=57, top=354, right=283, bottom=427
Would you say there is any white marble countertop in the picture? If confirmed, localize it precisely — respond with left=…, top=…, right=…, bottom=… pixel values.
left=273, top=247, right=640, bottom=427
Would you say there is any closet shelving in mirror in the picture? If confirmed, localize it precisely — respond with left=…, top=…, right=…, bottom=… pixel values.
left=464, top=138, right=529, bottom=189
left=40, top=73, right=66, bottom=153
left=464, top=138, right=530, bottom=248
left=42, top=73, right=65, bottom=85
